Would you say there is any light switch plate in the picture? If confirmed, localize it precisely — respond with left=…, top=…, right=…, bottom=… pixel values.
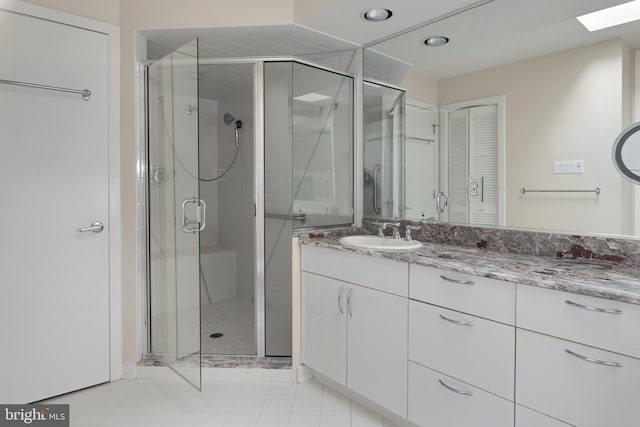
left=552, top=160, right=584, bottom=174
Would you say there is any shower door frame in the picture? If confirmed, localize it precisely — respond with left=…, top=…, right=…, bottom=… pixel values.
left=142, top=56, right=356, bottom=360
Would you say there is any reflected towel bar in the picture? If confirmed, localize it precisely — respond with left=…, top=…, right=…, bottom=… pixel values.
left=407, top=136, right=435, bottom=143
left=520, top=187, right=601, bottom=195
left=0, top=78, right=91, bottom=101
left=265, top=212, right=307, bottom=222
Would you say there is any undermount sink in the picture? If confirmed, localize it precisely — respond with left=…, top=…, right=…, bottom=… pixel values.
left=338, top=235, right=423, bottom=251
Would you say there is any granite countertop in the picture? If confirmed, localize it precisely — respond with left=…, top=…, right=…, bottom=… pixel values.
left=301, top=236, right=640, bottom=305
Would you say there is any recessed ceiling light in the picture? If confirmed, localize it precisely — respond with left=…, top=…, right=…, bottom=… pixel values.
left=424, top=36, right=450, bottom=47
left=363, top=8, right=393, bottom=22
left=294, top=93, right=332, bottom=103
left=577, top=0, right=640, bottom=32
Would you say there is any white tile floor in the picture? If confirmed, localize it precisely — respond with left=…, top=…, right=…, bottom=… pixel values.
left=42, top=378, right=403, bottom=427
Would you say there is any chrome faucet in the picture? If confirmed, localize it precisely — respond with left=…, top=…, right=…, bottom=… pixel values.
left=405, top=225, right=422, bottom=241
left=383, top=221, right=401, bottom=239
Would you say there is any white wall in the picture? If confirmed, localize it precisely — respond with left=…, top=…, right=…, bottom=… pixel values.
left=22, top=0, right=118, bottom=24
left=438, top=38, right=633, bottom=235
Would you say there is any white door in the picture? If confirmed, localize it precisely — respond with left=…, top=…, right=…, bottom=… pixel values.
left=405, top=100, right=438, bottom=219
left=445, top=104, right=500, bottom=226
left=0, top=10, right=110, bottom=403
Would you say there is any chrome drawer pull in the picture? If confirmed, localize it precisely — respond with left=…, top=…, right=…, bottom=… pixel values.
left=565, top=349, right=622, bottom=368
left=440, top=275, right=475, bottom=285
left=438, top=379, right=473, bottom=396
left=439, top=314, right=474, bottom=327
left=565, top=300, right=622, bottom=315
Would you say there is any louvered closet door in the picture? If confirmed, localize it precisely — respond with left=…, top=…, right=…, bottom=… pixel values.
left=469, top=105, right=498, bottom=225
left=447, top=109, right=470, bottom=223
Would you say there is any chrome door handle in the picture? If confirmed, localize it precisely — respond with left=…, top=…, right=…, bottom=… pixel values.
left=440, top=275, right=475, bottom=285
left=337, top=286, right=345, bottom=315
left=439, top=314, right=474, bottom=327
left=347, top=288, right=354, bottom=318
left=565, top=300, right=622, bottom=315
left=565, top=349, right=622, bottom=368
left=79, top=221, right=104, bottom=233
left=436, top=191, right=448, bottom=213
left=438, top=379, right=473, bottom=396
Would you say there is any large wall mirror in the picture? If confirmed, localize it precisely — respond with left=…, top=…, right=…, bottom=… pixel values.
left=363, top=0, right=639, bottom=237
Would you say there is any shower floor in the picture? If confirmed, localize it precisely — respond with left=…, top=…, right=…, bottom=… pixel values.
left=201, top=297, right=256, bottom=355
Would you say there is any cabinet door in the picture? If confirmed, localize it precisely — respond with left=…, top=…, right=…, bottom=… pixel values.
left=517, top=329, right=640, bottom=427
left=301, top=272, right=347, bottom=386
left=408, top=362, right=514, bottom=427
left=347, top=284, right=408, bottom=417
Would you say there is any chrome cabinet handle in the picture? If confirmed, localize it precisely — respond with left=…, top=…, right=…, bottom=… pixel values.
left=565, top=349, right=622, bottom=368
left=347, top=288, right=354, bottom=318
left=438, top=379, right=473, bottom=396
left=440, top=275, right=475, bottom=285
left=337, top=286, right=345, bottom=315
left=565, top=299, right=622, bottom=315
left=439, top=314, right=474, bottom=327
left=79, top=221, right=104, bottom=233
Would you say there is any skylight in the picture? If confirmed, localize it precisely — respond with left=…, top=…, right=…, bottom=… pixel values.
left=577, top=0, right=640, bottom=32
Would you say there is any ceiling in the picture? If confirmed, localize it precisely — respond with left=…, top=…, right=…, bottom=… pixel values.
left=361, top=0, right=640, bottom=81
left=142, top=0, right=640, bottom=90
left=294, top=0, right=491, bottom=46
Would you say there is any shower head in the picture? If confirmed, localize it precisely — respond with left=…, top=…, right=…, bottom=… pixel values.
left=224, top=112, right=236, bottom=125
left=223, top=112, right=242, bottom=129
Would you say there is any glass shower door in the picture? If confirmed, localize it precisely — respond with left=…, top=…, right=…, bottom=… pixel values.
left=148, top=39, right=201, bottom=389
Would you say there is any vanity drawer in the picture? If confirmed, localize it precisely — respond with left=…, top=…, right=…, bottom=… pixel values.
left=301, top=245, right=408, bottom=297
left=409, top=300, right=515, bottom=400
left=516, top=329, right=640, bottom=427
left=516, top=405, right=572, bottom=427
left=409, top=264, right=515, bottom=324
left=408, top=361, right=514, bottom=427
left=517, top=284, right=640, bottom=358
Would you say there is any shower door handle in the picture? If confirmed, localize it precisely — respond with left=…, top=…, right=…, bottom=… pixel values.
left=181, top=197, right=206, bottom=233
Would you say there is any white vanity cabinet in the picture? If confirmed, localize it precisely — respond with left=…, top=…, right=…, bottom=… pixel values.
left=301, top=245, right=409, bottom=417
left=515, top=405, right=572, bottom=427
left=408, top=362, right=514, bottom=427
left=408, top=264, right=516, bottom=427
left=301, top=272, right=347, bottom=385
left=515, top=284, right=640, bottom=427
left=300, top=242, right=640, bottom=427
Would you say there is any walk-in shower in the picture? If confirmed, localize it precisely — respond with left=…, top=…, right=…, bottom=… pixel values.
left=145, top=39, right=354, bottom=389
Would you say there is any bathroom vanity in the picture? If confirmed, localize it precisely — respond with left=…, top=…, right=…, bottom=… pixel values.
left=299, top=238, right=640, bottom=427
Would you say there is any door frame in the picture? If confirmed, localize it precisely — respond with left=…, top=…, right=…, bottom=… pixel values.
left=440, top=95, right=505, bottom=226
left=1, top=0, right=122, bottom=381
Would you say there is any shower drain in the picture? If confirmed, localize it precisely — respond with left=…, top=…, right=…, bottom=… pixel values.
left=209, top=333, right=224, bottom=339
